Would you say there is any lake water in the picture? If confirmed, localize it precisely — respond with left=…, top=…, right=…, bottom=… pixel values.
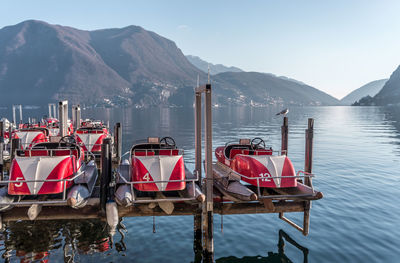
left=1, top=105, right=399, bottom=262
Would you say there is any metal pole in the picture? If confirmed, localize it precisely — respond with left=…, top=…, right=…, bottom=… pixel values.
left=203, top=84, right=213, bottom=261
left=281, top=117, right=288, bottom=155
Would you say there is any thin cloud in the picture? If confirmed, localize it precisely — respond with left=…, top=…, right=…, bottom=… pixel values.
left=177, top=24, right=191, bottom=31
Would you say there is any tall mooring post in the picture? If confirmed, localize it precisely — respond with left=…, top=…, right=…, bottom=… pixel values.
left=114, top=123, right=122, bottom=164
left=12, top=105, right=23, bottom=125
left=194, top=83, right=213, bottom=261
left=281, top=117, right=288, bottom=155
left=303, top=118, right=314, bottom=236
left=58, top=101, right=68, bottom=137
left=48, top=103, right=57, bottom=118
left=71, top=105, right=81, bottom=131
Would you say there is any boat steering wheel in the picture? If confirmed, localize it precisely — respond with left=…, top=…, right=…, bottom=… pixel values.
left=160, top=136, right=176, bottom=148
left=59, top=135, right=77, bottom=147
left=251, top=137, right=266, bottom=150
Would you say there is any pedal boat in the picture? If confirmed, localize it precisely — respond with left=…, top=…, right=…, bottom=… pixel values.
left=12, top=127, right=49, bottom=149
left=75, top=120, right=109, bottom=157
left=0, top=136, right=98, bottom=213
left=214, top=138, right=323, bottom=201
left=115, top=137, right=204, bottom=211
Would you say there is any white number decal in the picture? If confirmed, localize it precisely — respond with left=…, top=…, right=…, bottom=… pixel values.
left=143, top=173, right=150, bottom=181
left=15, top=177, right=23, bottom=187
left=259, top=173, right=271, bottom=182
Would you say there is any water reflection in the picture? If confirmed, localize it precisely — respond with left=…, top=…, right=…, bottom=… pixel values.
left=0, top=219, right=116, bottom=262
left=215, top=230, right=308, bottom=263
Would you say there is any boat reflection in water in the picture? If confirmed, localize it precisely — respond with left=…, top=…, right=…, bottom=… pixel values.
left=214, top=230, right=308, bottom=263
left=0, top=219, right=126, bottom=262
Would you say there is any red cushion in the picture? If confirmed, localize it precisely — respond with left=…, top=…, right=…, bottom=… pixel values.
left=159, top=149, right=179, bottom=156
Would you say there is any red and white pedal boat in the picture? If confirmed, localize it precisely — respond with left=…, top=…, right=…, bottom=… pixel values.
left=75, top=120, right=109, bottom=156
left=12, top=127, right=49, bottom=149
left=0, top=136, right=98, bottom=214
left=114, top=137, right=204, bottom=210
left=214, top=138, right=322, bottom=201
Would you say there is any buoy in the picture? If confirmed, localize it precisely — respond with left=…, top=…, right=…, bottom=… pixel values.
left=27, top=204, right=42, bottom=220
left=0, top=187, right=16, bottom=212
left=115, top=185, right=135, bottom=207
left=67, top=185, right=90, bottom=209
left=106, top=201, right=119, bottom=236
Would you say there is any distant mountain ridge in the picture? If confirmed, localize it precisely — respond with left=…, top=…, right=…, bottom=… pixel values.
left=186, top=55, right=243, bottom=75
left=372, top=65, right=400, bottom=105
left=341, top=79, right=387, bottom=105
left=0, top=20, right=339, bottom=107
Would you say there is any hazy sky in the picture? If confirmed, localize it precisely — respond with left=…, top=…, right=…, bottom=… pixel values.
left=1, top=0, right=400, bottom=99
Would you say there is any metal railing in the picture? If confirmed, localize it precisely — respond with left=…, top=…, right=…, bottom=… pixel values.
left=216, top=162, right=316, bottom=200
left=116, top=167, right=199, bottom=204
left=0, top=170, right=84, bottom=206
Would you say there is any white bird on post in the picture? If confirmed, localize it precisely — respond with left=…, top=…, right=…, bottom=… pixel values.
left=276, top=108, right=289, bottom=117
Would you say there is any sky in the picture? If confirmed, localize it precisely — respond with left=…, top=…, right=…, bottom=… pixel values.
left=1, top=0, right=400, bottom=99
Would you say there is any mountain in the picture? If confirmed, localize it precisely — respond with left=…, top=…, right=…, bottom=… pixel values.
left=212, top=72, right=340, bottom=106
left=0, top=20, right=203, bottom=107
left=341, top=79, right=387, bottom=105
left=186, top=55, right=243, bottom=75
left=0, top=20, right=339, bottom=107
left=372, top=65, right=400, bottom=105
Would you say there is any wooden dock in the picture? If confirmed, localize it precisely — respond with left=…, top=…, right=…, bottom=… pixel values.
left=0, top=84, right=323, bottom=262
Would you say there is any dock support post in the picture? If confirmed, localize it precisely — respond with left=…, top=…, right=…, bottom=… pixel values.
left=281, top=117, right=288, bottom=155
left=100, top=138, right=112, bottom=213
left=58, top=101, right=68, bottom=137
left=204, top=84, right=213, bottom=261
left=114, top=123, right=122, bottom=164
left=303, top=118, right=314, bottom=235
left=0, top=121, right=3, bottom=180
left=195, top=83, right=214, bottom=261
left=305, top=118, right=314, bottom=186
left=194, top=90, right=203, bottom=262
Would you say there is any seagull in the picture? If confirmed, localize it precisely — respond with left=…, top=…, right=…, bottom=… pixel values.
left=276, top=108, right=289, bottom=117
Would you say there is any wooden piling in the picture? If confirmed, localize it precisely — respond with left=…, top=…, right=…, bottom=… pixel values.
left=305, top=118, right=314, bottom=186
left=100, top=138, right=112, bottom=213
left=203, top=84, right=214, bottom=261
left=281, top=116, right=288, bottom=155
left=114, top=123, right=122, bottom=164
left=303, top=118, right=314, bottom=235
left=194, top=89, right=202, bottom=261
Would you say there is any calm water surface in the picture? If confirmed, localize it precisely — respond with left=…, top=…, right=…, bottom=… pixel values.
left=0, top=106, right=399, bottom=262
